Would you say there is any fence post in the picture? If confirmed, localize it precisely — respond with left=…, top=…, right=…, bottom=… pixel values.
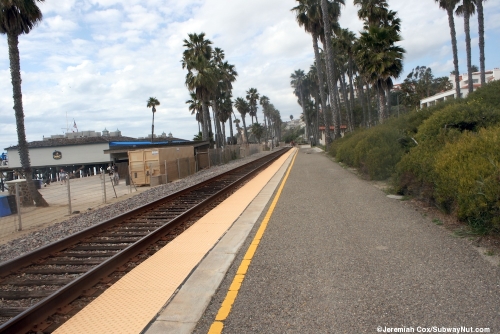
left=15, top=183, right=22, bottom=231
left=128, top=165, right=131, bottom=193
left=102, top=170, right=107, bottom=203
left=67, top=176, right=72, bottom=215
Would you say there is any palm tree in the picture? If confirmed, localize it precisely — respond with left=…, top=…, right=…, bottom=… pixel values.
left=476, top=0, right=487, bottom=85
left=307, top=65, right=321, bottom=141
left=319, top=0, right=344, bottom=139
left=356, top=24, right=404, bottom=124
left=183, top=56, right=217, bottom=142
left=186, top=92, right=203, bottom=133
left=291, top=70, right=310, bottom=138
left=193, top=132, right=203, bottom=141
left=259, top=95, right=271, bottom=146
left=435, top=0, right=461, bottom=99
left=332, top=36, right=352, bottom=131
left=0, top=0, right=47, bottom=207
left=251, top=123, right=264, bottom=143
left=246, top=88, right=260, bottom=124
left=181, top=32, right=212, bottom=69
left=218, top=92, right=235, bottom=145
left=182, top=33, right=216, bottom=142
left=212, top=55, right=237, bottom=148
left=234, top=97, right=250, bottom=144
left=456, top=0, right=476, bottom=94
left=353, top=0, right=389, bottom=26
left=147, top=97, right=160, bottom=142
left=355, top=1, right=404, bottom=124
left=291, top=0, right=332, bottom=143
left=337, top=29, right=357, bottom=119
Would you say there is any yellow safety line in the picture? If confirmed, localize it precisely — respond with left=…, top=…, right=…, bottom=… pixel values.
left=208, top=149, right=298, bottom=334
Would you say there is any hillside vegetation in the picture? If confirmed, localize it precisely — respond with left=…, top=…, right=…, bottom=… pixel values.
left=329, top=81, right=500, bottom=233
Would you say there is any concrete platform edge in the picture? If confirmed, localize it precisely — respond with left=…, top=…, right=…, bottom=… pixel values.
left=142, top=150, right=295, bottom=334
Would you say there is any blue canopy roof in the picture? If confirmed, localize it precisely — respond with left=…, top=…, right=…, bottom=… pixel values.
left=109, top=140, right=188, bottom=147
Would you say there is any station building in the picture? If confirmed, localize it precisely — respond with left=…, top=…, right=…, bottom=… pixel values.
left=2, top=129, right=199, bottom=181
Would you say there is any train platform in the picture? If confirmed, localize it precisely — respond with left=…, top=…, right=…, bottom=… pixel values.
left=53, top=148, right=297, bottom=334
left=192, top=146, right=499, bottom=333
left=56, top=146, right=500, bottom=333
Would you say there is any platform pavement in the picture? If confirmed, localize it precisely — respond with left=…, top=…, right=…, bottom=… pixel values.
left=191, top=146, right=500, bottom=333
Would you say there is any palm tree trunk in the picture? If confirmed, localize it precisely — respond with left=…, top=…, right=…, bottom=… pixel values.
left=348, top=56, right=356, bottom=115
left=447, top=7, right=461, bottom=99
left=319, top=0, right=340, bottom=139
left=299, top=90, right=309, bottom=139
left=314, top=93, right=320, bottom=144
left=8, top=33, right=48, bottom=207
left=357, top=79, right=367, bottom=127
left=385, top=85, right=392, bottom=119
left=212, top=103, right=223, bottom=148
left=477, top=0, right=486, bottom=85
left=312, top=34, right=331, bottom=144
left=263, top=114, right=269, bottom=147
left=464, top=10, right=474, bottom=94
left=221, top=122, right=227, bottom=147
left=211, top=109, right=217, bottom=147
left=229, top=113, right=234, bottom=144
left=333, top=64, right=343, bottom=132
left=340, top=73, right=352, bottom=132
left=242, top=115, right=249, bottom=145
left=366, top=81, right=373, bottom=127
left=201, top=100, right=210, bottom=141
left=377, top=84, right=386, bottom=124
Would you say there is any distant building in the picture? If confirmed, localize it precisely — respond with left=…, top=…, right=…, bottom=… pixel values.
left=319, top=125, right=348, bottom=145
left=420, top=68, right=500, bottom=108
left=285, top=119, right=305, bottom=130
left=3, top=130, right=192, bottom=175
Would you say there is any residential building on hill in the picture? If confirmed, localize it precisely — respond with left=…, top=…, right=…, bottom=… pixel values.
left=420, top=68, right=500, bottom=108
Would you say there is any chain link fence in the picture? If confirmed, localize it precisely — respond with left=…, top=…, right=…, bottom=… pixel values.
left=0, top=144, right=265, bottom=239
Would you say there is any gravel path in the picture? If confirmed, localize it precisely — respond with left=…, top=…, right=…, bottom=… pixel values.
left=0, top=151, right=273, bottom=264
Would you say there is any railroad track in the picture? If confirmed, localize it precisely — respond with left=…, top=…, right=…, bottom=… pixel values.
left=0, top=148, right=290, bottom=333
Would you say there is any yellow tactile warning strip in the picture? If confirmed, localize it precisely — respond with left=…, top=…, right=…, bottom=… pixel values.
left=54, top=149, right=296, bottom=334
left=208, top=149, right=298, bottom=334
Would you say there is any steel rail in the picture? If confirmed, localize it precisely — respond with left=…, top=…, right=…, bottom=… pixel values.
left=0, top=147, right=290, bottom=333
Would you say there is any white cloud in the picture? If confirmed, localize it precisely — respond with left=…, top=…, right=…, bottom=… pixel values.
left=1, top=0, right=500, bottom=151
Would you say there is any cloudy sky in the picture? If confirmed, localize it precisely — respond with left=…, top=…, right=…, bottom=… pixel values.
left=1, top=0, right=500, bottom=152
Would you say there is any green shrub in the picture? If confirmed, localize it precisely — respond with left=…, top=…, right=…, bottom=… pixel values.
left=416, top=100, right=500, bottom=143
left=331, top=124, right=403, bottom=180
left=433, top=126, right=500, bottom=231
left=394, top=142, right=438, bottom=199
left=352, top=126, right=403, bottom=179
left=396, top=98, right=500, bottom=199
left=335, top=130, right=365, bottom=166
left=465, top=80, right=500, bottom=109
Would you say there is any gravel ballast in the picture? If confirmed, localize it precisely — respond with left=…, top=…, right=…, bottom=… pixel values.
left=0, top=151, right=272, bottom=264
